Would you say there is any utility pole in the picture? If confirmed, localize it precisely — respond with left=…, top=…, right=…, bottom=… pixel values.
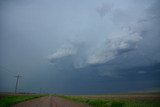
left=14, top=74, right=22, bottom=94
left=40, top=88, right=42, bottom=94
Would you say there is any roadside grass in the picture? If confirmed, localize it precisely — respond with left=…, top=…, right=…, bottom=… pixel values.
left=0, top=95, right=43, bottom=107
left=58, top=95, right=160, bottom=107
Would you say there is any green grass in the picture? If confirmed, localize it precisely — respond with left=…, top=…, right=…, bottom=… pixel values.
left=58, top=95, right=160, bottom=107
left=123, top=100, right=160, bottom=107
left=0, top=95, right=42, bottom=107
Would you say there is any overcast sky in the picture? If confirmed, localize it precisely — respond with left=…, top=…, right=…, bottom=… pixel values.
left=0, top=0, right=160, bottom=94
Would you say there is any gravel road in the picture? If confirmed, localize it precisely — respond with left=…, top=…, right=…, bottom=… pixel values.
left=12, top=96, right=89, bottom=107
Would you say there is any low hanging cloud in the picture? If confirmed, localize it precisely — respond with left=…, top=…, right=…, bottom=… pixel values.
left=47, top=0, right=158, bottom=77
left=86, top=28, right=142, bottom=65
left=48, top=45, right=77, bottom=63
left=96, top=3, right=113, bottom=17
left=48, top=28, right=142, bottom=67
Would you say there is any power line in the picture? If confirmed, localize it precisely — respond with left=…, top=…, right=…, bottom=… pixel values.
left=0, top=65, right=17, bottom=76
left=0, top=65, right=22, bottom=94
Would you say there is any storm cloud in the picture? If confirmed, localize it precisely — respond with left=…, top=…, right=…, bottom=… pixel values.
left=0, top=0, right=160, bottom=94
left=47, top=0, right=158, bottom=76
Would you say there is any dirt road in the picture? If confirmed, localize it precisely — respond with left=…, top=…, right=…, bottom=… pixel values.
left=12, top=96, right=89, bottom=107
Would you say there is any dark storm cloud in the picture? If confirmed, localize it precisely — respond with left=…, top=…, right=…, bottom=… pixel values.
left=96, top=3, right=113, bottom=17
left=48, top=0, right=160, bottom=77
left=0, top=0, right=160, bottom=94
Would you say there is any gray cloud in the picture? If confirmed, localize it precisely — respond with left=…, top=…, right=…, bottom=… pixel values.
left=48, top=44, right=77, bottom=63
left=87, top=28, right=142, bottom=65
left=1, top=0, right=160, bottom=93
left=48, top=27, right=142, bottom=68
left=47, top=0, right=159, bottom=78
left=96, top=3, right=113, bottom=17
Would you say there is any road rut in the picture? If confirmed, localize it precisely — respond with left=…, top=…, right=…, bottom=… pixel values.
left=12, top=96, right=89, bottom=107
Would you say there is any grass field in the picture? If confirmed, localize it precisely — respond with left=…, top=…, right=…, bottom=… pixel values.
left=59, top=93, right=160, bottom=107
left=0, top=93, right=159, bottom=107
left=0, top=94, right=43, bottom=107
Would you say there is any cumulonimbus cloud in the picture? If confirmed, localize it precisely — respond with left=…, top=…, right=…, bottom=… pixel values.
left=86, top=28, right=142, bottom=65
left=48, top=45, right=77, bottom=63
left=45, top=0, right=159, bottom=78
left=96, top=3, right=113, bottom=17
left=48, top=27, right=142, bottom=67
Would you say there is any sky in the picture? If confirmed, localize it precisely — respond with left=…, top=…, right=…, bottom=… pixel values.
left=0, top=0, right=160, bottom=94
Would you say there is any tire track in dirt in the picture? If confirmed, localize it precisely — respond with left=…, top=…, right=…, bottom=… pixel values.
left=50, top=96, right=58, bottom=107
left=12, top=96, right=50, bottom=107
left=12, top=96, right=89, bottom=107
